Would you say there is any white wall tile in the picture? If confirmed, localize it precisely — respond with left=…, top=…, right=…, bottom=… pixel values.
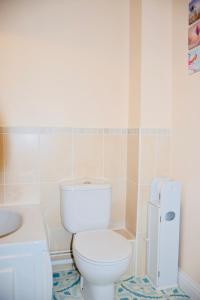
left=4, top=133, right=39, bottom=184
left=4, top=183, right=40, bottom=204
left=39, top=133, right=73, bottom=181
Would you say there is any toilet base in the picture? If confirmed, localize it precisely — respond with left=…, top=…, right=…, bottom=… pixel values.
left=82, top=279, right=114, bottom=300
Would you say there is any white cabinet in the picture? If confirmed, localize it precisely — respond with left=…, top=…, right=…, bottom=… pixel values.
left=147, top=178, right=181, bottom=289
left=0, top=246, right=52, bottom=300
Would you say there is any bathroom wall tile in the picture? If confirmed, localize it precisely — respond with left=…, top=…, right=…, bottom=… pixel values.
left=0, top=185, right=4, bottom=204
left=109, top=179, right=126, bottom=229
left=127, top=134, right=139, bottom=183
left=139, top=184, right=150, bottom=204
left=123, top=134, right=128, bottom=175
left=140, top=128, right=170, bottom=135
left=48, top=226, right=71, bottom=252
left=126, top=180, right=137, bottom=235
left=40, top=182, right=61, bottom=227
left=74, top=134, right=103, bottom=178
left=4, top=134, right=39, bottom=184
left=39, top=133, right=73, bottom=181
left=136, top=233, right=147, bottom=276
left=140, top=135, right=156, bottom=185
left=104, top=134, right=127, bottom=179
left=73, top=128, right=103, bottom=135
left=0, top=134, right=4, bottom=184
left=4, top=183, right=40, bottom=204
left=126, top=240, right=136, bottom=277
left=136, top=185, right=150, bottom=235
left=40, top=182, right=72, bottom=252
left=104, top=128, right=123, bottom=135
left=155, top=134, right=170, bottom=178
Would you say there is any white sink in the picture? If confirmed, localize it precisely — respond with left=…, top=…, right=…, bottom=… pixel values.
left=0, top=209, right=22, bottom=237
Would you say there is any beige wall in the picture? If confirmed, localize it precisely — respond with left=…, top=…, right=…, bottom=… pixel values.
left=127, top=0, right=172, bottom=267
left=128, top=0, right=172, bottom=130
left=140, top=0, right=172, bottom=129
left=0, top=0, right=129, bottom=128
left=171, top=0, right=200, bottom=283
left=0, top=0, right=131, bottom=252
left=128, top=0, right=141, bottom=129
left=126, top=0, right=141, bottom=236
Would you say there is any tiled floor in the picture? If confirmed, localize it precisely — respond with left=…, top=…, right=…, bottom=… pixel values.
left=52, top=269, right=190, bottom=300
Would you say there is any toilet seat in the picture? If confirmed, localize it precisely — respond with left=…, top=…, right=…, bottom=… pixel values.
left=73, top=229, right=131, bottom=265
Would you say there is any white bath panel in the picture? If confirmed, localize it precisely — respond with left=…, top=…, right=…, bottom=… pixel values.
left=0, top=268, right=14, bottom=300
left=0, top=205, right=52, bottom=300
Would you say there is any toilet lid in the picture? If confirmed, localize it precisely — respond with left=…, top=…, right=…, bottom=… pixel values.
left=73, top=230, right=131, bottom=263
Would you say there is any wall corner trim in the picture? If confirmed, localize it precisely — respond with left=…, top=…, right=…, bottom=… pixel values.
left=178, top=269, right=200, bottom=300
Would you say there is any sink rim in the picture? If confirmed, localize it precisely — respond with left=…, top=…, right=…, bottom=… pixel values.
left=0, top=209, right=23, bottom=238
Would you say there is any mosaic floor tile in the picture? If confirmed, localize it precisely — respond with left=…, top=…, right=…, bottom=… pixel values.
left=52, top=269, right=190, bottom=300
left=53, top=270, right=82, bottom=300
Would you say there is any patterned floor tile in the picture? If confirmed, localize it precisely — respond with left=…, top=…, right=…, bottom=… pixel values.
left=52, top=269, right=190, bottom=300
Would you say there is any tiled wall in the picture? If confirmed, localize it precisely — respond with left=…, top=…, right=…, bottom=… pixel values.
left=0, top=127, right=127, bottom=252
left=126, top=129, right=139, bottom=235
left=134, top=129, right=171, bottom=276
left=0, top=127, right=171, bottom=263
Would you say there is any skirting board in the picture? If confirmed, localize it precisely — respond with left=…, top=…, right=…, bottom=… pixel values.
left=178, top=270, right=200, bottom=300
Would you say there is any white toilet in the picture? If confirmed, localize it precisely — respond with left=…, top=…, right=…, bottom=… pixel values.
left=60, top=179, right=131, bottom=300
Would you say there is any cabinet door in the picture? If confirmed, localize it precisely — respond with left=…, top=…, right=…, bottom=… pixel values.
left=158, top=183, right=181, bottom=288
left=0, top=254, right=36, bottom=300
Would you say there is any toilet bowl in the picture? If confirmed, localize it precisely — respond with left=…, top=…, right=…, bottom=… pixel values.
left=60, top=179, right=132, bottom=300
left=73, top=229, right=131, bottom=300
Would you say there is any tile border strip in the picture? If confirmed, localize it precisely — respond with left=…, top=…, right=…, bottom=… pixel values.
left=0, top=127, right=171, bottom=135
left=139, top=128, right=171, bottom=135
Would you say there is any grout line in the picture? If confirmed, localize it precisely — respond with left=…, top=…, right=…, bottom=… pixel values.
left=71, top=128, right=75, bottom=179
left=154, top=134, right=159, bottom=179
left=102, top=129, right=105, bottom=178
left=135, top=128, right=142, bottom=275
left=121, top=128, right=127, bottom=227
left=2, top=134, right=6, bottom=203
left=38, top=133, right=41, bottom=203
left=102, top=129, right=105, bottom=179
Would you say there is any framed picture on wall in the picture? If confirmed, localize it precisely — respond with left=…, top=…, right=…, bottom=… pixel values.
left=189, top=0, right=200, bottom=25
left=188, top=0, right=200, bottom=74
left=188, top=21, right=200, bottom=49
